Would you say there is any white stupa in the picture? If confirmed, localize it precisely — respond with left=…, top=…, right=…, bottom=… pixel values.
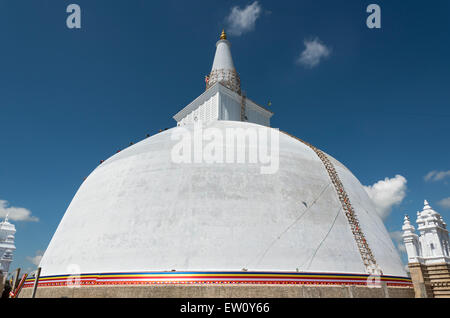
left=29, top=31, right=412, bottom=297
left=0, top=213, right=16, bottom=276
left=403, top=200, right=450, bottom=265
left=402, top=201, right=450, bottom=298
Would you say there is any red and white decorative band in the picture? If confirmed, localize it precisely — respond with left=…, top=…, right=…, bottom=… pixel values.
left=23, top=271, right=413, bottom=288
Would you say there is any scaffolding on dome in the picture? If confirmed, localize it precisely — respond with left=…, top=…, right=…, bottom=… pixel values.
left=206, top=68, right=241, bottom=95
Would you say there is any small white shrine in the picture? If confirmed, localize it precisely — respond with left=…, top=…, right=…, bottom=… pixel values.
left=403, top=200, right=450, bottom=265
left=0, top=213, right=16, bottom=276
left=403, top=200, right=450, bottom=298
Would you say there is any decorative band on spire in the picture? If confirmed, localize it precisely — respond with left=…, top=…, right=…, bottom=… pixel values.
left=206, top=69, right=241, bottom=94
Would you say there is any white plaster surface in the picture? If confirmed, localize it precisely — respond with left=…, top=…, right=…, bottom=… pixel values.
left=211, top=40, right=235, bottom=71
left=174, top=83, right=272, bottom=127
left=39, top=121, right=406, bottom=277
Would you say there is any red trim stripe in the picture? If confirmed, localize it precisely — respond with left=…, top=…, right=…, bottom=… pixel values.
left=23, top=271, right=413, bottom=289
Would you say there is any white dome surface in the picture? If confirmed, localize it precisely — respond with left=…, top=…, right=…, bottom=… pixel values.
left=39, top=121, right=406, bottom=277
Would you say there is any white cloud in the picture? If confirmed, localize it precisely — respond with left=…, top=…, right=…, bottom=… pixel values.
left=26, top=250, right=44, bottom=266
left=437, top=197, right=450, bottom=209
left=363, top=175, right=407, bottom=219
left=389, top=231, right=406, bottom=253
left=296, top=38, right=331, bottom=68
left=226, top=1, right=262, bottom=36
left=0, top=199, right=38, bottom=222
left=424, top=170, right=450, bottom=182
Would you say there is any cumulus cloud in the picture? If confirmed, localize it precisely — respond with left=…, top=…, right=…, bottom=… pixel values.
left=363, top=175, right=407, bottom=219
left=0, top=199, right=38, bottom=222
left=424, top=170, right=450, bottom=182
left=296, top=38, right=331, bottom=68
left=389, top=231, right=406, bottom=253
left=437, top=197, right=450, bottom=209
left=226, top=1, right=262, bottom=36
left=26, top=250, right=44, bottom=266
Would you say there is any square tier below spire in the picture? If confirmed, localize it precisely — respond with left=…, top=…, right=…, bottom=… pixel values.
left=173, top=83, right=273, bottom=127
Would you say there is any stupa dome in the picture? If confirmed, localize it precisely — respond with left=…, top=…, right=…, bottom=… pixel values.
left=39, top=121, right=405, bottom=277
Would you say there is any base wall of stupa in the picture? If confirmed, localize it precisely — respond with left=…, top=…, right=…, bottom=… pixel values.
left=20, top=284, right=414, bottom=298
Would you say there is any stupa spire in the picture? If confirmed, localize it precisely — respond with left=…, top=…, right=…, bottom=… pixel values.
left=206, top=30, right=241, bottom=94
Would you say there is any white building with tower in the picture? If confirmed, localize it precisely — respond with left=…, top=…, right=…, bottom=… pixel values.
left=0, top=213, right=16, bottom=276
left=403, top=200, right=450, bottom=297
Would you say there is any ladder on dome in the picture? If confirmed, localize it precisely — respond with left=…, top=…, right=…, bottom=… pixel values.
left=281, top=131, right=378, bottom=272
left=240, top=92, right=247, bottom=122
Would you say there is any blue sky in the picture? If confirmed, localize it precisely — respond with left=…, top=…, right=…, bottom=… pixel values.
left=0, top=0, right=449, bottom=273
